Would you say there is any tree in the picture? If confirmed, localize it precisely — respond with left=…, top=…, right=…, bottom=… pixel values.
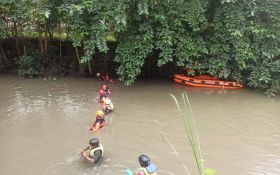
left=60, top=0, right=126, bottom=74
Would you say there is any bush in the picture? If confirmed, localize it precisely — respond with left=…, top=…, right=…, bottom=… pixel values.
left=17, top=55, right=41, bottom=78
left=247, top=60, right=280, bottom=96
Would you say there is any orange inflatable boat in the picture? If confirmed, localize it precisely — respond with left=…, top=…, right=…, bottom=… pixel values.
left=173, top=74, right=243, bottom=89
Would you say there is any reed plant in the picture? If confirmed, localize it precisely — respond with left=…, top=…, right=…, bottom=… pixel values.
left=167, top=92, right=215, bottom=175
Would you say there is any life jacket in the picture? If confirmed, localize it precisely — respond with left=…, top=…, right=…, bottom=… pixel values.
left=93, top=117, right=105, bottom=128
left=104, top=99, right=113, bottom=110
left=89, top=144, right=104, bottom=159
left=137, top=164, right=157, bottom=175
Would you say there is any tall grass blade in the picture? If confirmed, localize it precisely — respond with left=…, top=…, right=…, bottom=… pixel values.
left=160, top=131, right=191, bottom=175
left=170, top=93, right=205, bottom=175
left=169, top=94, right=182, bottom=112
left=181, top=93, right=202, bottom=175
left=184, top=92, right=205, bottom=174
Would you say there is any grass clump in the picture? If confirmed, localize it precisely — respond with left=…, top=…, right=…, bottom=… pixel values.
left=167, top=92, right=215, bottom=175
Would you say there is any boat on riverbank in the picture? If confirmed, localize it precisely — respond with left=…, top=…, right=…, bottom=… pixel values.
left=173, top=74, right=243, bottom=89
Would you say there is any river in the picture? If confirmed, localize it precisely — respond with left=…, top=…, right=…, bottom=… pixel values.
left=0, top=75, right=279, bottom=175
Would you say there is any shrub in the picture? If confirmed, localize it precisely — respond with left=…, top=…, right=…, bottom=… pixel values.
left=17, top=55, right=41, bottom=78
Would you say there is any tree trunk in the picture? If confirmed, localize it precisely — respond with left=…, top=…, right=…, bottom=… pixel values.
left=23, top=39, right=27, bottom=56
left=59, top=39, right=62, bottom=64
left=75, top=47, right=84, bottom=75
left=38, top=27, right=44, bottom=58
left=75, top=47, right=81, bottom=63
left=59, top=21, right=62, bottom=64
left=5, top=20, right=9, bottom=36
left=39, top=37, right=44, bottom=56
left=0, top=41, right=10, bottom=67
left=148, top=56, right=151, bottom=78
left=66, top=24, right=70, bottom=41
left=88, top=61, right=93, bottom=75
left=13, top=22, right=20, bottom=57
left=48, top=30, right=53, bottom=40
left=20, top=27, right=27, bottom=56
left=44, top=23, right=48, bottom=55
left=104, top=57, right=108, bottom=73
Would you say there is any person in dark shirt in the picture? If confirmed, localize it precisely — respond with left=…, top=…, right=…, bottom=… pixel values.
left=81, top=138, right=104, bottom=164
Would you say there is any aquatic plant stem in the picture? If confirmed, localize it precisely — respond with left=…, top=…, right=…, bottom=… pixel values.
left=181, top=94, right=202, bottom=175
left=185, top=92, right=205, bottom=174
left=170, top=93, right=205, bottom=175
left=160, top=131, right=191, bottom=175
left=170, top=94, right=200, bottom=174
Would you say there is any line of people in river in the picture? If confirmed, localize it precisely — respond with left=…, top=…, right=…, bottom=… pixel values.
left=80, top=73, right=157, bottom=175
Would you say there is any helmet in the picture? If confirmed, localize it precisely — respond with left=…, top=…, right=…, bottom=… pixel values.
left=96, top=110, right=104, bottom=117
left=89, top=138, right=99, bottom=148
left=139, top=155, right=150, bottom=167
left=96, top=73, right=101, bottom=77
left=99, top=90, right=105, bottom=96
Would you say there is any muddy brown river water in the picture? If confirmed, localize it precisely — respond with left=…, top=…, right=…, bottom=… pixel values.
left=0, top=75, right=279, bottom=175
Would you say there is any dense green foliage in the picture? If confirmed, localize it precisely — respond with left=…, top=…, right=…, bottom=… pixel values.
left=0, top=0, right=279, bottom=95
left=17, top=55, right=40, bottom=77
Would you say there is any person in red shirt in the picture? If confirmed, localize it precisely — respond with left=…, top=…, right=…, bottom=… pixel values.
left=96, top=72, right=114, bottom=84
left=98, top=89, right=106, bottom=103
left=102, top=84, right=112, bottom=97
